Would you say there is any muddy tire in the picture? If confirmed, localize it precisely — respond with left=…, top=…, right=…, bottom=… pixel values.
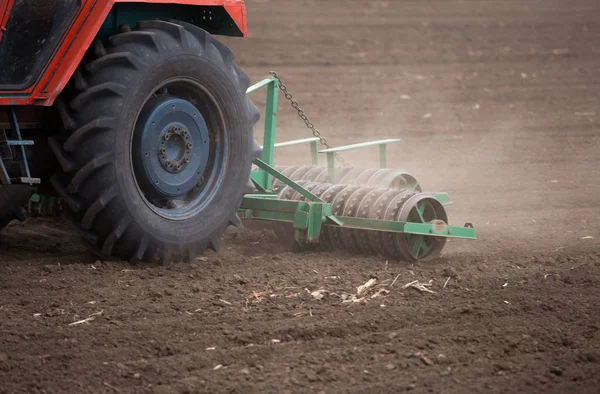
left=49, top=20, right=260, bottom=265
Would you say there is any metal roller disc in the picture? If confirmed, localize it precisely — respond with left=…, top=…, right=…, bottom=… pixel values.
left=273, top=165, right=314, bottom=194
left=394, top=194, right=448, bottom=262
left=317, top=166, right=354, bottom=184
left=353, top=187, right=390, bottom=255
left=380, top=191, right=416, bottom=260
left=308, top=181, right=336, bottom=201
left=354, top=168, right=380, bottom=185
left=334, top=166, right=355, bottom=183
left=365, top=168, right=394, bottom=187
left=319, top=183, right=347, bottom=203
left=303, top=166, right=327, bottom=183
left=288, top=181, right=320, bottom=201
left=338, top=167, right=365, bottom=185
left=317, top=183, right=348, bottom=250
left=311, top=167, right=330, bottom=184
left=277, top=182, right=302, bottom=200
left=287, top=165, right=315, bottom=182
left=380, top=171, right=422, bottom=192
left=272, top=165, right=301, bottom=190
left=366, top=189, right=403, bottom=256
left=339, top=186, right=375, bottom=252
left=327, top=184, right=362, bottom=250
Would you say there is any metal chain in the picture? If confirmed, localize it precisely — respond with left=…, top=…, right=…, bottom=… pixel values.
left=269, top=71, right=345, bottom=164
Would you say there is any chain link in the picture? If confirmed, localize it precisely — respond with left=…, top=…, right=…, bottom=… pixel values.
left=269, top=71, right=345, bottom=164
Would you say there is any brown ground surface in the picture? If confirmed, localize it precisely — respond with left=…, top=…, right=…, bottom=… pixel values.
left=2, top=1, right=600, bottom=393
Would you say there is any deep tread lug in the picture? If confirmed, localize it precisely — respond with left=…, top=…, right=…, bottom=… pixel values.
left=229, top=213, right=241, bottom=227
left=186, top=244, right=197, bottom=264
left=94, top=39, right=107, bottom=57
left=173, top=20, right=211, bottom=52
left=248, top=101, right=261, bottom=125
left=161, top=247, right=172, bottom=267
left=73, top=69, right=89, bottom=91
left=67, top=152, right=112, bottom=193
left=211, top=38, right=233, bottom=65
left=251, top=141, right=262, bottom=160
left=63, top=212, right=97, bottom=243
left=243, top=179, right=256, bottom=194
left=55, top=98, right=76, bottom=131
left=130, top=236, right=149, bottom=263
left=208, top=237, right=220, bottom=253
left=81, top=185, right=118, bottom=230
left=48, top=136, right=76, bottom=172
left=63, top=117, right=117, bottom=153
left=119, top=24, right=132, bottom=33
left=139, top=20, right=189, bottom=49
left=80, top=238, right=114, bottom=261
left=50, top=174, right=82, bottom=212
left=101, top=216, right=131, bottom=256
left=234, top=65, right=251, bottom=90
left=70, top=83, right=127, bottom=112
left=86, top=52, right=143, bottom=74
left=109, top=31, right=160, bottom=52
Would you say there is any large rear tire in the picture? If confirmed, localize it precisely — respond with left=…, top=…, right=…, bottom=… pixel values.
left=49, top=20, right=260, bottom=265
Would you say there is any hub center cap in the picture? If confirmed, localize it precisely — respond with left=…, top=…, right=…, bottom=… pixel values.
left=159, top=125, right=193, bottom=173
left=132, top=96, right=210, bottom=199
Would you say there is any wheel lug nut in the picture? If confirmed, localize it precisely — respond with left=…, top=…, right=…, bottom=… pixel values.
left=186, top=142, right=193, bottom=149
left=184, top=157, right=190, bottom=163
left=165, top=160, right=171, bottom=167
left=160, top=148, right=166, bottom=154
left=182, top=130, right=188, bottom=136
left=164, top=133, right=170, bottom=140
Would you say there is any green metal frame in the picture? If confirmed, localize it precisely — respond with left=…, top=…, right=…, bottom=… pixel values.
left=319, top=139, right=400, bottom=183
left=246, top=78, right=411, bottom=191
left=242, top=76, right=477, bottom=247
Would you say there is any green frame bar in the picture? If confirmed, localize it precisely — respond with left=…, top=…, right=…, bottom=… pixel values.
left=247, top=77, right=279, bottom=190
left=319, top=139, right=401, bottom=183
left=318, top=139, right=401, bottom=154
left=248, top=78, right=321, bottom=190
left=253, top=159, right=323, bottom=202
left=269, top=137, right=320, bottom=166
left=246, top=78, right=277, bottom=94
left=239, top=196, right=477, bottom=240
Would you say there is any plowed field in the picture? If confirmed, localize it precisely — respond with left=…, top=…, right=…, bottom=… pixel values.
left=1, top=1, right=600, bottom=392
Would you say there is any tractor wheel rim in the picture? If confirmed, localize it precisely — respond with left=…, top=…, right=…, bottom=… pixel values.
left=131, top=78, right=228, bottom=220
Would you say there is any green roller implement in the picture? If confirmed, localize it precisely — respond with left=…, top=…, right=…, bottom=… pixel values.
left=241, top=72, right=476, bottom=261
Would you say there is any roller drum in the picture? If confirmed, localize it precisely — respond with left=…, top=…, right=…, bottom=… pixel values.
left=353, top=188, right=393, bottom=255
left=268, top=165, right=420, bottom=191
left=339, top=186, right=375, bottom=252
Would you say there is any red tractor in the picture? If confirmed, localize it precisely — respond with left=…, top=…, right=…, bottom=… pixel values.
left=0, top=0, right=260, bottom=264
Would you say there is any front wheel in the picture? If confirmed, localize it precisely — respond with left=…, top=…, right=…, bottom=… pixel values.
left=49, top=20, right=260, bottom=265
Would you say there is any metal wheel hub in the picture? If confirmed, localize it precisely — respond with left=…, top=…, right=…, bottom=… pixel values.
left=133, top=96, right=209, bottom=199
left=158, top=124, right=193, bottom=174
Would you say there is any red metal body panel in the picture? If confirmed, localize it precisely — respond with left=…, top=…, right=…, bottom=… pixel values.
left=0, top=0, right=13, bottom=43
left=0, top=0, right=247, bottom=107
